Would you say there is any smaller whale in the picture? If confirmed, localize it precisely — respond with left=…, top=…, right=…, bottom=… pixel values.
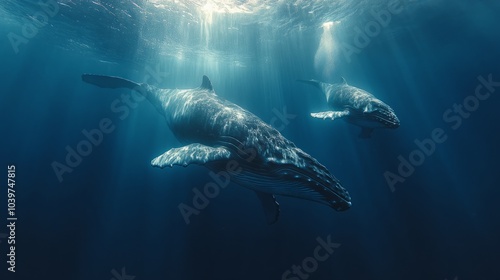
left=298, top=77, right=400, bottom=138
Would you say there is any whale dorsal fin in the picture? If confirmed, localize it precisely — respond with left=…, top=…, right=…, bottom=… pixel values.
left=340, top=76, right=347, bottom=85
left=201, top=75, right=213, bottom=91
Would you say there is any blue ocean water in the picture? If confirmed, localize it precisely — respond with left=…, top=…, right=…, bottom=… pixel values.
left=1, top=0, right=500, bottom=279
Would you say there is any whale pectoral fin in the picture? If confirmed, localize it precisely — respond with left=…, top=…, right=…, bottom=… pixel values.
left=311, top=110, right=350, bottom=121
left=254, top=191, right=280, bottom=225
left=151, top=144, right=231, bottom=168
left=359, top=128, right=374, bottom=138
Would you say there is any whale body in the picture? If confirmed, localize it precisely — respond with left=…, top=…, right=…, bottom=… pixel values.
left=298, top=78, right=400, bottom=138
left=82, top=74, right=351, bottom=223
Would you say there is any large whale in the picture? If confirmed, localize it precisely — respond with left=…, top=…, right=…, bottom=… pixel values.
left=82, top=74, right=351, bottom=223
left=298, top=78, right=400, bottom=138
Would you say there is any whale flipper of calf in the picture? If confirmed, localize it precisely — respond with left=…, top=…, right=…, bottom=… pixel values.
left=298, top=77, right=400, bottom=138
left=82, top=74, right=351, bottom=223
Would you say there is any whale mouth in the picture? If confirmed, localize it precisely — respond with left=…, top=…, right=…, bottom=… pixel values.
left=347, top=108, right=400, bottom=129
left=365, top=105, right=400, bottom=128
left=372, top=110, right=400, bottom=128
left=333, top=201, right=351, bottom=211
left=208, top=136, right=352, bottom=212
left=224, top=157, right=352, bottom=212
left=329, top=181, right=352, bottom=211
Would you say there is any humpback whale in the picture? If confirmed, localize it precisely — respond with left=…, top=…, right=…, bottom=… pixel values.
left=82, top=74, right=351, bottom=223
left=298, top=78, right=400, bottom=138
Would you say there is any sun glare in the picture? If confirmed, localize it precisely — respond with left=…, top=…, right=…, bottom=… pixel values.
left=148, top=0, right=263, bottom=15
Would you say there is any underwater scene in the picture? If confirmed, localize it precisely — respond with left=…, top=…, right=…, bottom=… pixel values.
left=1, top=0, right=500, bottom=279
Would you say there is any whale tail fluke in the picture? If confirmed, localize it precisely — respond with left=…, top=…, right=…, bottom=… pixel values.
left=82, top=74, right=141, bottom=90
left=297, top=79, right=322, bottom=90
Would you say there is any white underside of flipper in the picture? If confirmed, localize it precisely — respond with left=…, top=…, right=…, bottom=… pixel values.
left=311, top=110, right=350, bottom=120
left=151, top=143, right=231, bottom=168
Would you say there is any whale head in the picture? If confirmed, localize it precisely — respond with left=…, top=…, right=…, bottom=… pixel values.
left=351, top=99, right=400, bottom=129
left=225, top=144, right=352, bottom=212
left=360, top=100, right=400, bottom=129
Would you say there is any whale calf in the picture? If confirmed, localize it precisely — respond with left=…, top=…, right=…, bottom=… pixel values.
left=82, top=74, right=351, bottom=223
left=298, top=78, right=400, bottom=138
